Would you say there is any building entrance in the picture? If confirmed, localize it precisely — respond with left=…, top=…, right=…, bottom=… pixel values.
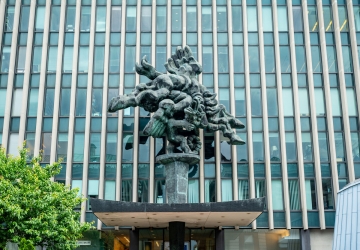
left=138, top=228, right=215, bottom=250
left=99, top=228, right=215, bottom=250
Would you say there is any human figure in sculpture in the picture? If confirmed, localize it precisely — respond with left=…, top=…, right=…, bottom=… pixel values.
left=108, top=45, right=245, bottom=154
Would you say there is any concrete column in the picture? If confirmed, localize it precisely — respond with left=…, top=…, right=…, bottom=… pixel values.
left=257, top=0, right=274, bottom=230
left=0, top=0, right=6, bottom=49
left=227, top=0, right=239, bottom=201
left=332, top=0, right=355, bottom=182
left=81, top=0, right=97, bottom=223
left=300, top=229, right=311, bottom=250
left=301, top=0, right=325, bottom=229
left=215, top=228, right=225, bottom=250
left=212, top=0, right=222, bottom=203
left=287, top=0, right=309, bottom=230
left=169, top=222, right=185, bottom=250
left=165, top=161, right=189, bottom=204
left=197, top=0, right=205, bottom=203
left=129, top=228, right=139, bottom=250
left=18, top=0, right=36, bottom=145
left=2, top=0, right=20, bottom=149
left=316, top=0, right=339, bottom=206
left=148, top=0, right=156, bottom=203
left=115, top=0, right=127, bottom=202
left=272, top=0, right=291, bottom=230
left=66, top=0, right=82, bottom=185
left=50, top=0, right=67, bottom=165
left=242, top=0, right=256, bottom=229
left=97, top=0, right=111, bottom=230
left=132, top=0, right=141, bottom=203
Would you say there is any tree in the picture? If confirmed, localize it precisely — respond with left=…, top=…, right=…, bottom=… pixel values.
left=0, top=145, right=93, bottom=249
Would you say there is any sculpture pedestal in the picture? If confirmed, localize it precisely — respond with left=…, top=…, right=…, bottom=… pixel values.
left=156, top=153, right=200, bottom=204
left=156, top=153, right=200, bottom=249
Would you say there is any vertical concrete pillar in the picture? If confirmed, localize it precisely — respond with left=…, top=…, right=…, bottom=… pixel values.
left=129, top=228, right=139, bottom=250
left=169, top=221, right=185, bottom=250
left=300, top=229, right=311, bottom=250
left=215, top=228, right=225, bottom=250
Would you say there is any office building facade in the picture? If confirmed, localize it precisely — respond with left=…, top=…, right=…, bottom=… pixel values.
left=1, top=0, right=360, bottom=248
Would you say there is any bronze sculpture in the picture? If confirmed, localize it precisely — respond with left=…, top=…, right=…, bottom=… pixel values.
left=108, top=45, right=245, bottom=155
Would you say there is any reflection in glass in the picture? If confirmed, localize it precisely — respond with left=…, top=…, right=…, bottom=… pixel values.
left=172, top=6, right=182, bottom=31
left=205, top=179, right=216, bottom=202
left=73, top=134, right=84, bottom=162
left=121, top=180, right=132, bottom=201
left=141, top=6, right=152, bottom=31
left=96, top=7, right=106, bottom=31
left=187, top=7, right=197, bottom=31
left=262, top=6, right=273, bottom=31
left=126, top=6, right=137, bottom=31
left=272, top=180, right=284, bottom=210
left=289, top=180, right=301, bottom=210
left=156, top=6, right=166, bottom=31
left=4, top=7, right=15, bottom=31
left=65, top=6, right=76, bottom=31
left=280, top=46, right=291, bottom=72
left=188, top=180, right=199, bottom=203
left=232, top=6, right=242, bottom=31
left=202, top=7, right=212, bottom=31
left=222, top=180, right=232, bottom=201
left=305, top=179, right=317, bottom=209
left=111, top=6, right=121, bottom=32
left=247, top=7, right=257, bottom=31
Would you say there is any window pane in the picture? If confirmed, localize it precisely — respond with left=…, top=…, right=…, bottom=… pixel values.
left=4, top=7, right=15, bottom=31
left=50, top=6, right=61, bottom=31
left=202, top=7, right=212, bottom=31
left=247, top=7, right=257, bottom=31
left=187, top=7, right=197, bottom=32
left=262, top=7, right=273, bottom=31
left=72, top=134, right=84, bottom=162
left=63, top=47, right=73, bottom=72
left=293, top=6, right=303, bottom=31
left=277, top=7, right=288, bottom=31
left=188, top=179, right=199, bottom=203
left=19, top=6, right=30, bottom=31
left=288, top=180, right=301, bottom=210
left=17, top=47, right=27, bottom=73
left=285, top=133, right=297, bottom=161
left=314, top=88, right=325, bottom=115
left=126, top=6, right=137, bottom=31
left=65, top=6, right=76, bottom=31
left=35, top=6, right=46, bottom=31
left=272, top=180, right=284, bottom=210
left=78, top=47, right=89, bottom=72
left=280, top=46, right=291, bottom=72
left=217, top=6, right=227, bottom=31
left=111, top=6, right=121, bottom=32
left=251, top=88, right=262, bottom=116
left=330, top=89, right=342, bottom=116
left=27, top=89, right=38, bottom=116
left=222, top=180, right=233, bottom=201
left=96, top=7, right=106, bottom=31
left=47, top=47, right=58, bottom=72
left=172, top=6, right=182, bottom=31
left=305, top=180, right=317, bottom=209
left=141, top=6, right=152, bottom=31
left=157, top=6, right=166, bottom=31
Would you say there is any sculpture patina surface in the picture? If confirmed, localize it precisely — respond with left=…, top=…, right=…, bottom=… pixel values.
left=108, top=45, right=245, bottom=155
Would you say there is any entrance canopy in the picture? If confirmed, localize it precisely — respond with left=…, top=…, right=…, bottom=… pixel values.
left=91, top=198, right=265, bottom=228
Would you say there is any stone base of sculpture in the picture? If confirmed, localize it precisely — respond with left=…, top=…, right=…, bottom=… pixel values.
left=156, top=153, right=200, bottom=249
left=156, top=153, right=200, bottom=204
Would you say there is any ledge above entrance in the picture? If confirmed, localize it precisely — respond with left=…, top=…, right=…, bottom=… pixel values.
left=90, top=197, right=265, bottom=228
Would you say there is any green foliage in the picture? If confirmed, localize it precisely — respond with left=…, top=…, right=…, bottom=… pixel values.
left=18, top=239, right=35, bottom=250
left=0, top=144, right=93, bottom=249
